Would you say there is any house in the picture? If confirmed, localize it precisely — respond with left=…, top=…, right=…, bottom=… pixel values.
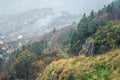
left=2, top=44, right=9, bottom=51
left=7, top=47, right=15, bottom=54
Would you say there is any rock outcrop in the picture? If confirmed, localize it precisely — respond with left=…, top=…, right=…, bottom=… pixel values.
left=79, top=37, right=111, bottom=55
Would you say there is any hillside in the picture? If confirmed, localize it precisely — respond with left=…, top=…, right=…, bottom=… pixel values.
left=0, top=0, right=120, bottom=80
left=69, top=0, right=120, bottom=56
left=37, top=49, right=120, bottom=80
left=76, top=21, right=120, bottom=56
left=40, top=22, right=77, bottom=47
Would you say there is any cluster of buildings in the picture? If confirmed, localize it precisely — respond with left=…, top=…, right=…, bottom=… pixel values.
left=0, top=43, right=18, bottom=61
left=0, top=35, right=33, bottom=60
left=0, top=35, right=24, bottom=61
left=0, top=34, right=40, bottom=61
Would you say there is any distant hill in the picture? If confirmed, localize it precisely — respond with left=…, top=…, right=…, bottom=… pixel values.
left=0, top=7, right=81, bottom=41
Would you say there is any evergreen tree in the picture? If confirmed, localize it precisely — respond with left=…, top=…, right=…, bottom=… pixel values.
left=29, top=40, right=47, bottom=57
left=52, top=27, right=56, bottom=33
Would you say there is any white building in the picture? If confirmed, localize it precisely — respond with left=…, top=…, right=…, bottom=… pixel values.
left=0, top=54, right=2, bottom=58
left=0, top=40, right=4, bottom=44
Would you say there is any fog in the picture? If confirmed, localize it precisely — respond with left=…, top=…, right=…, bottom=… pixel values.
left=0, top=0, right=113, bottom=16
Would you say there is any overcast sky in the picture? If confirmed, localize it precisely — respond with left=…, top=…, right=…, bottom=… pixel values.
left=0, top=0, right=114, bottom=16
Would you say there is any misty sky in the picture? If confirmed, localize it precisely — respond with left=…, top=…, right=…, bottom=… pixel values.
left=0, top=0, right=114, bottom=16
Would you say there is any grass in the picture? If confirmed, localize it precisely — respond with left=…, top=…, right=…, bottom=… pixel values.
left=37, top=49, right=120, bottom=80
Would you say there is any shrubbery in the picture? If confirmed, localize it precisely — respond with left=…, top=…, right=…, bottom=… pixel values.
left=38, top=49, right=120, bottom=80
